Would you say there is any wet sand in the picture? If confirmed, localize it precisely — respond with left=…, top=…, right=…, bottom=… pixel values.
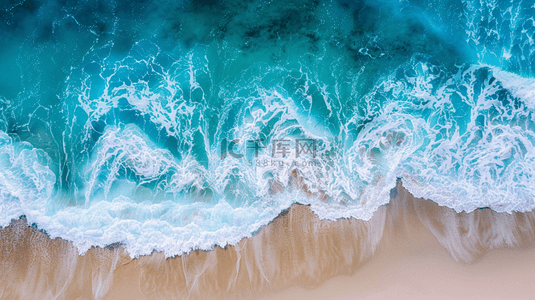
left=260, top=244, right=535, bottom=300
left=260, top=191, right=535, bottom=300
left=2, top=183, right=535, bottom=299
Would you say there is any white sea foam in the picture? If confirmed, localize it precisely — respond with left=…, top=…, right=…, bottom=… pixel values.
left=0, top=132, right=56, bottom=226
left=1, top=43, right=535, bottom=258
left=491, top=67, right=535, bottom=109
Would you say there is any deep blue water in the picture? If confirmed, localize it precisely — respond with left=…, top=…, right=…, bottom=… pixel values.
left=1, top=0, right=535, bottom=256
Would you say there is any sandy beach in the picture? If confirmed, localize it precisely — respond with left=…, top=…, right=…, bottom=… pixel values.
left=2, top=183, right=535, bottom=300
left=260, top=192, right=535, bottom=300
left=2, top=0, right=534, bottom=299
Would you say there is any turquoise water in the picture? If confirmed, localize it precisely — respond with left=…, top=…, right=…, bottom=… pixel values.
left=0, top=0, right=534, bottom=257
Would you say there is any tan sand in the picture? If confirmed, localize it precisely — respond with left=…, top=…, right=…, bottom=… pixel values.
left=1, top=183, right=535, bottom=299
left=259, top=188, right=535, bottom=300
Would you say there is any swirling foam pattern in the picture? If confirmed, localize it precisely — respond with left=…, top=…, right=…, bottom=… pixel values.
left=0, top=0, right=534, bottom=257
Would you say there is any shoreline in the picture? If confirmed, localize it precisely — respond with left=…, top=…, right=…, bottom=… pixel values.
left=2, top=183, right=535, bottom=299
left=260, top=227, right=535, bottom=300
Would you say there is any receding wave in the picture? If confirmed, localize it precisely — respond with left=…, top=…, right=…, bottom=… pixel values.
left=1, top=184, right=535, bottom=299
left=0, top=0, right=534, bottom=258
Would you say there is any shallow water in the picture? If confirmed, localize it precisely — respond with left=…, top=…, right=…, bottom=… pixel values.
left=2, top=184, right=535, bottom=300
left=0, top=0, right=534, bottom=257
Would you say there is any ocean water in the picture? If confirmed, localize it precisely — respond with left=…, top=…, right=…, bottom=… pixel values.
left=0, top=0, right=534, bottom=257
